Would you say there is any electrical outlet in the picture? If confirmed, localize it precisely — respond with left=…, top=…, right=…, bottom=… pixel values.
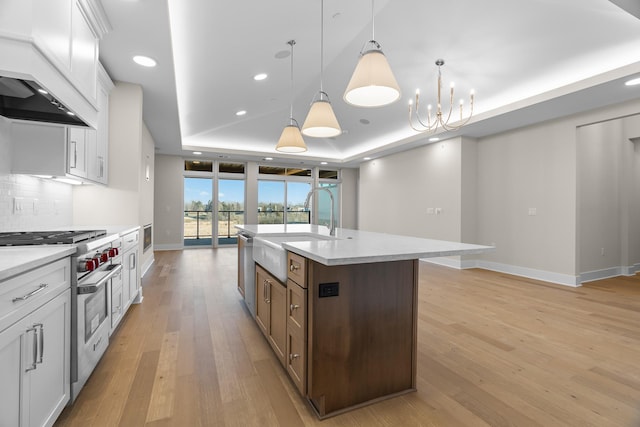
left=435, top=208, right=442, bottom=215
left=13, top=197, right=24, bottom=214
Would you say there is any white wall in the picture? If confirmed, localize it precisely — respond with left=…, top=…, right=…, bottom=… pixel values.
left=340, top=168, right=358, bottom=229
left=73, top=82, right=143, bottom=226
left=358, top=97, right=640, bottom=286
left=153, top=154, right=183, bottom=249
left=139, top=123, right=155, bottom=269
left=0, top=116, right=73, bottom=231
left=359, top=137, right=471, bottom=242
left=577, top=113, right=640, bottom=280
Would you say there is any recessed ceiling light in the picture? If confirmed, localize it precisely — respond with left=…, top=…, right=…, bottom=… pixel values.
left=253, top=73, right=267, bottom=81
left=133, top=55, right=157, bottom=67
left=193, top=161, right=201, bottom=164
left=37, top=88, right=48, bottom=95
left=263, top=157, right=273, bottom=161
left=625, top=77, right=640, bottom=86
left=66, top=111, right=75, bottom=116
left=236, top=110, right=247, bottom=116
left=320, top=161, right=328, bottom=165
left=193, top=151, right=202, bottom=155
left=429, top=137, right=440, bottom=142
left=364, top=157, right=371, bottom=160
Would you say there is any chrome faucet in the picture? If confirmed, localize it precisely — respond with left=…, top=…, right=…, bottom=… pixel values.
left=304, top=187, right=335, bottom=236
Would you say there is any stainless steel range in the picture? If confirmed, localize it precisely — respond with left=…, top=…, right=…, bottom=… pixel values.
left=0, top=230, right=121, bottom=402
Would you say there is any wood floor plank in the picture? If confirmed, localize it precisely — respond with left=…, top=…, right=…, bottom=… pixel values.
left=55, top=249, right=640, bottom=426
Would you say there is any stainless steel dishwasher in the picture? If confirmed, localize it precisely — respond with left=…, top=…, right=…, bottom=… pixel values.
left=238, top=233, right=256, bottom=317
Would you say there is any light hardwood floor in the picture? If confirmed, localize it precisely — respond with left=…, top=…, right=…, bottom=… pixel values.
left=55, top=248, right=640, bottom=426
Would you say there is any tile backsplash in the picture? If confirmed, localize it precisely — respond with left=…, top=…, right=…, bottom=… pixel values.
left=0, top=174, right=72, bottom=231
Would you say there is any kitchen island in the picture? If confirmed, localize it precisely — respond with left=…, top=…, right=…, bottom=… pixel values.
left=236, top=224, right=492, bottom=418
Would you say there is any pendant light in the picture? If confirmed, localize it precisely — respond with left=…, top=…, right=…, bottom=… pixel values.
left=302, top=0, right=341, bottom=138
left=276, top=40, right=307, bottom=153
left=343, top=0, right=400, bottom=107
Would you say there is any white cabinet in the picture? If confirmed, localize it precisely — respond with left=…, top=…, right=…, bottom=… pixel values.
left=70, top=0, right=98, bottom=101
left=122, top=230, right=140, bottom=309
left=0, top=258, right=71, bottom=427
left=67, top=126, right=88, bottom=179
left=11, top=121, right=106, bottom=185
left=108, top=265, right=124, bottom=335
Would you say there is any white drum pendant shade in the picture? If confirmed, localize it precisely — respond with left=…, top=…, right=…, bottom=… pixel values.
left=302, top=100, right=341, bottom=137
left=276, top=124, right=307, bottom=153
left=344, top=49, right=401, bottom=107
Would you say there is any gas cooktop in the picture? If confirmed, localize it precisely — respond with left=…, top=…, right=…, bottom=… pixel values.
left=0, top=230, right=107, bottom=246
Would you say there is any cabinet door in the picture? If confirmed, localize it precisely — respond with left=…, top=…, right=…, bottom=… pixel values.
left=0, top=320, right=24, bottom=427
left=110, top=280, right=123, bottom=334
left=128, top=250, right=139, bottom=302
left=71, top=0, right=98, bottom=100
left=255, top=266, right=270, bottom=336
left=67, top=127, right=87, bottom=178
left=84, top=128, right=99, bottom=182
left=237, top=237, right=245, bottom=297
left=267, top=278, right=286, bottom=367
left=26, top=290, right=70, bottom=427
left=95, top=83, right=109, bottom=184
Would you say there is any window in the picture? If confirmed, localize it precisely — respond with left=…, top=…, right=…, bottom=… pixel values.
left=287, top=181, right=312, bottom=224
left=185, top=160, right=213, bottom=172
left=258, top=181, right=285, bottom=224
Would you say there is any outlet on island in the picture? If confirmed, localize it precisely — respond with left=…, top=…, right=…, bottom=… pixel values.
left=319, top=282, right=339, bottom=298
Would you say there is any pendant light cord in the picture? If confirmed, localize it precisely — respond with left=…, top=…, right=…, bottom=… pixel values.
left=320, top=0, right=324, bottom=93
left=371, top=0, right=375, bottom=41
left=288, top=40, right=295, bottom=122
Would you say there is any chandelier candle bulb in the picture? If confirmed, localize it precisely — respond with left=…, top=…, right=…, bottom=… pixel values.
left=408, top=59, right=476, bottom=133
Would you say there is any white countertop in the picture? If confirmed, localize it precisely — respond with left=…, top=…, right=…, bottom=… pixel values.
left=0, top=246, right=76, bottom=282
left=236, top=224, right=493, bottom=266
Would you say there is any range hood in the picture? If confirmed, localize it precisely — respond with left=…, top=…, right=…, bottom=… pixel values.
left=0, top=76, right=88, bottom=126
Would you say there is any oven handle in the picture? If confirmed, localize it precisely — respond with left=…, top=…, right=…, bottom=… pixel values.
left=77, top=264, right=122, bottom=295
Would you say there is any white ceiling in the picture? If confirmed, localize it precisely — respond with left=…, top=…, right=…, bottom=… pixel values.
left=98, top=0, right=640, bottom=167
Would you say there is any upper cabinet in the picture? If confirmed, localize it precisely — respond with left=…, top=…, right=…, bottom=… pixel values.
left=0, top=0, right=110, bottom=128
left=11, top=120, right=107, bottom=185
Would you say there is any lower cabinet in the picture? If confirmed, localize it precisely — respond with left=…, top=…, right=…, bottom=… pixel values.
left=286, top=279, right=307, bottom=394
left=255, top=265, right=287, bottom=367
left=0, top=289, right=70, bottom=427
left=108, top=267, right=124, bottom=335
left=121, top=230, right=140, bottom=308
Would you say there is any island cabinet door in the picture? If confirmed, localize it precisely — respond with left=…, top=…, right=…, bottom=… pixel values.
left=255, top=265, right=287, bottom=367
left=255, top=266, right=270, bottom=337
left=286, top=279, right=307, bottom=395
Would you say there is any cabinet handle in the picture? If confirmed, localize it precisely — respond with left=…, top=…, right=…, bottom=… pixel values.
left=70, top=140, right=77, bottom=168
left=35, top=323, right=44, bottom=364
left=290, top=304, right=299, bottom=314
left=289, top=263, right=299, bottom=272
left=25, top=326, right=38, bottom=372
left=266, top=280, right=271, bottom=304
left=130, top=252, right=136, bottom=270
left=12, top=283, right=48, bottom=303
left=98, top=156, right=104, bottom=178
left=289, top=353, right=300, bottom=361
left=93, top=336, right=103, bottom=352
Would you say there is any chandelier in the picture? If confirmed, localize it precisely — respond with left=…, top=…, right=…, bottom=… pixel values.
left=408, top=59, right=475, bottom=133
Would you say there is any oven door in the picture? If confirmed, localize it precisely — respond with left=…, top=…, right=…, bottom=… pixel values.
left=73, top=264, right=122, bottom=400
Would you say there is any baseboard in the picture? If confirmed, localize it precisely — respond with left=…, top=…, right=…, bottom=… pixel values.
left=422, top=257, right=580, bottom=287
left=141, top=256, right=154, bottom=278
left=153, top=243, right=184, bottom=251
left=580, top=264, right=640, bottom=283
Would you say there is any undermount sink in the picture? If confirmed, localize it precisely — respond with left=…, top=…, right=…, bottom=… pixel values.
left=252, top=234, right=336, bottom=282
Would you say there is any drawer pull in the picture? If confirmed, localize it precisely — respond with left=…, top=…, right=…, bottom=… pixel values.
left=12, top=284, right=48, bottom=303
left=289, top=353, right=300, bottom=361
left=290, top=304, right=299, bottom=313
left=289, top=263, right=299, bottom=272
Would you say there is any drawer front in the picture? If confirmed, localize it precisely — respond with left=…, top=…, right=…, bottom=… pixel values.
left=0, top=258, right=70, bottom=332
left=286, top=279, right=306, bottom=333
left=286, top=328, right=307, bottom=395
left=287, top=252, right=307, bottom=288
left=122, top=231, right=139, bottom=253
